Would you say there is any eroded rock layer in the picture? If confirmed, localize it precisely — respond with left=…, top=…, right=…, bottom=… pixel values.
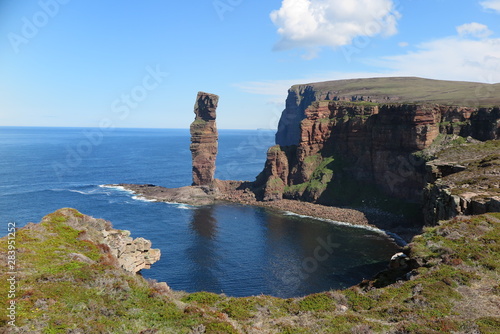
left=276, top=77, right=500, bottom=146
left=258, top=100, right=500, bottom=207
left=190, top=92, right=219, bottom=187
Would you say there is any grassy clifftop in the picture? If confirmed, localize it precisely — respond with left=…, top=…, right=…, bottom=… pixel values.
left=1, top=209, right=499, bottom=333
left=291, top=77, right=500, bottom=106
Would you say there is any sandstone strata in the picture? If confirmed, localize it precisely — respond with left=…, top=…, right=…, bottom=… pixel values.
left=276, top=77, right=500, bottom=146
left=190, top=92, right=219, bottom=187
left=50, top=208, right=161, bottom=274
left=257, top=101, right=500, bottom=224
left=257, top=78, right=500, bottom=204
left=261, top=101, right=484, bottom=201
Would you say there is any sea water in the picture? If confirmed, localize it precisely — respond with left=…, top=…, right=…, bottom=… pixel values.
left=0, top=127, right=400, bottom=298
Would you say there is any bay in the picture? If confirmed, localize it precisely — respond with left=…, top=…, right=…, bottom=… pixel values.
left=0, top=126, right=400, bottom=298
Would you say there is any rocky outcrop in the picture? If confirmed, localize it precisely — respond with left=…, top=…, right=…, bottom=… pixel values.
left=422, top=141, right=500, bottom=224
left=256, top=145, right=290, bottom=201
left=102, top=230, right=161, bottom=273
left=51, top=208, right=161, bottom=274
left=190, top=92, right=219, bottom=187
left=111, top=183, right=217, bottom=206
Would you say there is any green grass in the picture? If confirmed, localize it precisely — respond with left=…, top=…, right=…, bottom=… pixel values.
left=204, top=321, right=238, bottom=334
left=303, top=154, right=322, bottom=165
left=318, top=117, right=333, bottom=123
left=268, top=145, right=280, bottom=153
left=284, top=182, right=308, bottom=195
left=283, top=152, right=423, bottom=219
left=181, top=291, right=223, bottom=306
left=219, top=297, right=260, bottom=320
left=292, top=77, right=500, bottom=106
left=191, top=118, right=207, bottom=125
left=297, top=293, right=336, bottom=312
left=348, top=101, right=380, bottom=107
left=1, top=209, right=499, bottom=333
left=476, top=317, right=500, bottom=334
left=0, top=209, right=203, bottom=333
left=284, top=156, right=335, bottom=200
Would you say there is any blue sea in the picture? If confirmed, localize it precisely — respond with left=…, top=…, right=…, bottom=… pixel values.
left=0, top=127, right=400, bottom=298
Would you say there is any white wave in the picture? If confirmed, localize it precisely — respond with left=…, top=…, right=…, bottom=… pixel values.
left=99, top=184, right=161, bottom=203
left=68, top=189, right=88, bottom=195
left=176, top=204, right=193, bottom=210
left=52, top=185, right=123, bottom=197
left=132, top=195, right=157, bottom=203
left=283, top=210, right=381, bottom=232
left=68, top=189, right=97, bottom=195
left=99, top=184, right=135, bottom=195
left=49, top=188, right=66, bottom=192
left=281, top=210, right=407, bottom=246
left=50, top=186, right=97, bottom=196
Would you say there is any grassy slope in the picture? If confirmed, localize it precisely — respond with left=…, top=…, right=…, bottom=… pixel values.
left=292, top=77, right=500, bottom=106
left=1, top=209, right=499, bottom=333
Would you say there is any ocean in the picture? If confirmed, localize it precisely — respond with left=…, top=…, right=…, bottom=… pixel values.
left=0, top=126, right=400, bottom=298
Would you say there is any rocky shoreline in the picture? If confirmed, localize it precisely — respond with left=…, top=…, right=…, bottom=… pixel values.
left=109, top=181, right=416, bottom=244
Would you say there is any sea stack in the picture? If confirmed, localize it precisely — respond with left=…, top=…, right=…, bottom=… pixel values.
left=190, top=92, right=219, bottom=187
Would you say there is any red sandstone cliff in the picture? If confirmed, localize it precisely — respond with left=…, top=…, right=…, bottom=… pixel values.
left=276, top=77, right=500, bottom=146
left=190, top=92, right=219, bottom=187
left=258, top=98, right=500, bottom=211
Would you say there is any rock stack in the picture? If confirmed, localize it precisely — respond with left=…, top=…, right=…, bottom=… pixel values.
left=190, top=92, right=219, bottom=187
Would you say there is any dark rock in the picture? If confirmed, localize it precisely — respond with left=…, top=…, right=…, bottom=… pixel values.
left=112, top=183, right=217, bottom=206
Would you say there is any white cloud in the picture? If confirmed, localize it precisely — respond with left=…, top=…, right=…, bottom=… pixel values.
left=480, top=0, right=500, bottom=13
left=457, top=22, right=492, bottom=39
left=398, top=42, right=409, bottom=48
left=237, top=23, right=500, bottom=103
left=377, top=25, right=500, bottom=83
left=270, top=0, right=401, bottom=56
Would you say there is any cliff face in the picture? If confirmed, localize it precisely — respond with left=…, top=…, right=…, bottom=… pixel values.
left=190, top=92, right=219, bottom=187
left=276, top=77, right=500, bottom=146
left=259, top=94, right=500, bottom=217
left=275, top=84, right=402, bottom=146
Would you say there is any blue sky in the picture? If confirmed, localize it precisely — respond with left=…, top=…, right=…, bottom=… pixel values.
left=1, top=0, right=500, bottom=129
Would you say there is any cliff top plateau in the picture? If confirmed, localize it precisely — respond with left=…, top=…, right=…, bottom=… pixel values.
left=289, top=77, right=500, bottom=106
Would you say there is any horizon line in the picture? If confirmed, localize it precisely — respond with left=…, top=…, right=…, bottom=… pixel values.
left=0, top=125, right=278, bottom=131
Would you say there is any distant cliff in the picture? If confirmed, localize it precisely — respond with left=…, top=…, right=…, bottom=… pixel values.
left=259, top=77, right=500, bottom=223
left=276, top=77, right=500, bottom=146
